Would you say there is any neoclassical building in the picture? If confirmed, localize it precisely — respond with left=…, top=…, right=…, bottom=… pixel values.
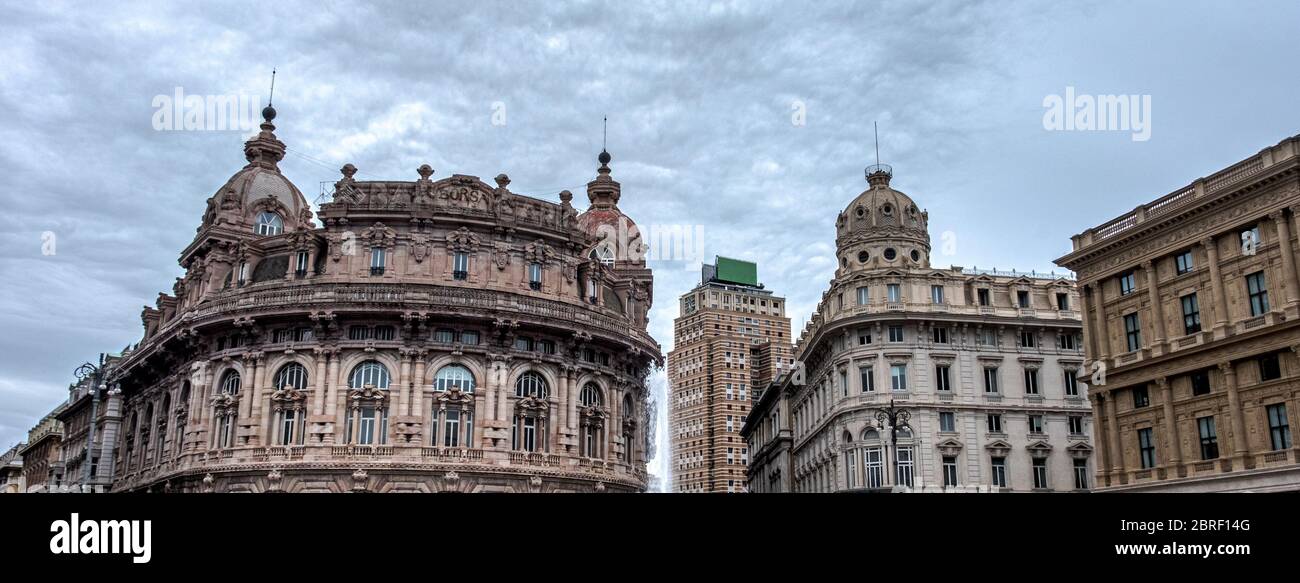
left=1056, top=133, right=1300, bottom=492
left=101, top=105, right=661, bottom=493
left=744, top=164, right=1092, bottom=492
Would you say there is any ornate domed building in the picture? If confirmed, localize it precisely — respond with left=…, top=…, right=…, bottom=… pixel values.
left=745, top=164, right=1093, bottom=493
left=104, top=107, right=661, bottom=493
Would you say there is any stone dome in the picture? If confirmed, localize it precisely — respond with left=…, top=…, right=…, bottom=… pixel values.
left=834, top=168, right=930, bottom=273
left=576, top=150, right=645, bottom=266
left=197, top=112, right=313, bottom=236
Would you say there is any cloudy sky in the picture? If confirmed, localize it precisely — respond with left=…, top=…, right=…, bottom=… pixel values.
left=2, top=1, right=1297, bottom=483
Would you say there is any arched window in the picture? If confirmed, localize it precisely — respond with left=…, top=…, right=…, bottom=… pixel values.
left=344, top=361, right=390, bottom=446
left=514, top=371, right=549, bottom=398
left=274, top=363, right=309, bottom=391
left=580, top=382, right=602, bottom=407
left=255, top=211, right=283, bottom=236
left=860, top=429, right=883, bottom=488
left=434, top=364, right=475, bottom=392
left=174, top=383, right=190, bottom=457
left=512, top=372, right=550, bottom=452
left=431, top=365, right=476, bottom=449
left=271, top=364, right=309, bottom=446
left=350, top=361, right=390, bottom=389
left=220, top=370, right=241, bottom=395
left=622, top=393, right=637, bottom=463
left=579, top=382, right=605, bottom=459
left=139, top=404, right=154, bottom=468
left=124, top=412, right=138, bottom=471
left=157, top=394, right=171, bottom=460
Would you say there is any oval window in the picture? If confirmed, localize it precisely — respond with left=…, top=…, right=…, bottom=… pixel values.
left=910, top=250, right=921, bottom=262
left=884, top=248, right=897, bottom=261
left=882, top=204, right=893, bottom=216
left=857, top=251, right=869, bottom=263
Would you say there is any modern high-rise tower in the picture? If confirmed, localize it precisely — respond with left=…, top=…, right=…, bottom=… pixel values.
left=668, top=257, right=793, bottom=492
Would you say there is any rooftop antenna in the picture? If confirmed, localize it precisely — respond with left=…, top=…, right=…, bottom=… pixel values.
left=874, top=121, right=880, bottom=166
left=866, top=121, right=892, bottom=184
left=603, top=115, right=608, bottom=151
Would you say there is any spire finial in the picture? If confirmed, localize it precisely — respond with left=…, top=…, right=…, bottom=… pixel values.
left=261, top=69, right=278, bottom=124
left=597, top=115, right=611, bottom=170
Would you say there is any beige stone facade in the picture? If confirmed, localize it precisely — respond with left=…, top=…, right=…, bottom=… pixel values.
left=1056, top=133, right=1300, bottom=492
left=667, top=263, right=794, bottom=492
left=744, top=166, right=1091, bottom=492
left=99, top=107, right=661, bottom=493
left=0, top=443, right=25, bottom=493
left=20, top=414, right=64, bottom=493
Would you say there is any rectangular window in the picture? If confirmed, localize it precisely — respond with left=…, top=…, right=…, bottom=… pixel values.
left=1056, top=292, right=1069, bottom=310
left=976, top=329, right=996, bottom=346
left=1032, top=458, right=1048, bottom=489
left=1124, top=313, right=1142, bottom=352
left=1267, top=404, right=1291, bottom=450
left=990, top=457, right=1007, bottom=488
left=1175, top=250, right=1194, bottom=275
left=1138, top=428, right=1156, bottom=469
left=1190, top=370, right=1211, bottom=395
left=986, top=414, right=1003, bottom=433
left=1133, top=386, right=1149, bottom=408
left=858, top=333, right=872, bottom=345
left=1181, top=293, right=1201, bottom=334
left=538, top=339, right=555, bottom=354
left=1247, top=271, right=1269, bottom=316
left=1020, top=331, right=1035, bottom=348
left=890, top=365, right=907, bottom=391
left=887, top=284, right=901, bottom=303
left=444, top=409, right=462, bottom=448
left=939, top=411, right=955, bottom=432
left=935, top=365, right=951, bottom=392
left=895, top=447, right=914, bottom=487
left=528, top=263, right=542, bottom=290
left=514, top=337, right=534, bottom=351
left=1259, top=353, right=1282, bottom=381
left=888, top=325, right=904, bottom=342
left=1073, top=458, right=1089, bottom=490
left=1119, top=271, right=1136, bottom=296
left=296, top=250, right=309, bottom=275
left=1059, top=334, right=1079, bottom=350
left=1064, top=371, right=1079, bottom=397
left=977, top=288, right=990, bottom=306
left=460, top=330, right=479, bottom=345
left=1024, top=369, right=1039, bottom=395
left=435, top=329, right=456, bottom=343
left=1197, top=416, right=1219, bottom=460
left=1068, top=415, right=1084, bottom=435
left=1028, top=414, right=1044, bottom=434
left=370, top=247, right=386, bottom=275
left=279, top=410, right=298, bottom=445
left=453, top=252, right=469, bottom=280
left=932, top=327, right=949, bottom=344
left=983, top=367, right=999, bottom=393
left=942, top=456, right=958, bottom=487
left=859, top=366, right=875, bottom=393
left=856, top=286, right=869, bottom=305
left=358, top=407, right=376, bottom=445
left=864, top=448, right=883, bottom=488
left=931, top=285, right=944, bottom=304
left=1017, top=290, right=1030, bottom=308
left=840, top=371, right=848, bottom=397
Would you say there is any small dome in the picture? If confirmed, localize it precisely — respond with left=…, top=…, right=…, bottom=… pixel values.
left=835, top=172, right=931, bottom=272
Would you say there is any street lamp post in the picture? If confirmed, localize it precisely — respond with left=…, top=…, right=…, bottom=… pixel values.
left=874, top=399, right=913, bottom=490
left=73, top=354, right=107, bottom=493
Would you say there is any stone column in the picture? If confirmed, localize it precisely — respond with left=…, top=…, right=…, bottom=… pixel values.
left=324, top=349, right=340, bottom=443
left=239, top=355, right=257, bottom=419
left=1081, top=286, right=1097, bottom=360
left=1157, top=377, right=1182, bottom=475
left=411, top=352, right=426, bottom=419
left=249, top=352, right=267, bottom=446
left=1143, top=261, right=1167, bottom=349
left=1203, top=236, right=1230, bottom=336
left=1091, top=394, right=1110, bottom=485
left=1220, top=362, right=1251, bottom=466
left=1091, top=281, right=1112, bottom=363
left=313, top=349, right=328, bottom=416
left=568, top=368, right=580, bottom=432
left=557, top=368, right=570, bottom=432
left=397, top=349, right=412, bottom=419
left=1105, top=392, right=1125, bottom=478
left=1272, top=210, right=1300, bottom=315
